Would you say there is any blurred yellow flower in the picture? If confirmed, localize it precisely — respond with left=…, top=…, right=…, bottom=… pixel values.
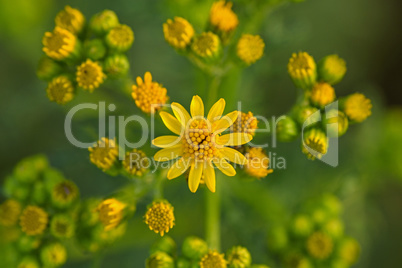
left=20, top=206, right=48, bottom=236
left=122, top=149, right=149, bottom=176
left=145, top=201, right=175, bottom=236
left=210, top=1, right=238, bottom=32
left=237, top=34, right=265, bottom=64
left=152, top=96, right=252, bottom=193
left=307, top=231, right=333, bottom=260
left=244, top=147, right=273, bottom=179
left=192, top=32, right=220, bottom=58
left=89, top=137, right=119, bottom=170
left=42, top=27, right=77, bottom=60
left=318, top=54, right=347, bottom=85
left=0, top=199, right=22, bottom=227
left=55, top=5, right=85, bottom=34
left=302, top=128, right=328, bottom=160
left=200, top=250, right=227, bottom=268
left=163, top=17, right=194, bottom=49
left=132, top=72, right=168, bottom=114
left=288, top=52, right=317, bottom=90
left=343, top=93, right=372, bottom=122
left=106, top=24, right=134, bottom=52
left=230, top=111, right=258, bottom=136
left=310, top=82, right=336, bottom=108
left=97, top=198, right=126, bottom=231
left=46, top=75, right=75, bottom=105
left=76, top=59, right=106, bottom=91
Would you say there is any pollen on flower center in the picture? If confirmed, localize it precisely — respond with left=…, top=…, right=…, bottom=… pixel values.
left=183, top=119, right=219, bottom=161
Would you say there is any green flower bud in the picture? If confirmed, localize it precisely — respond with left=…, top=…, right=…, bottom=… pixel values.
left=32, top=181, right=46, bottom=205
left=323, top=109, right=349, bottom=137
left=330, top=259, right=349, bottom=268
left=17, top=256, right=40, bottom=268
left=251, top=265, right=270, bottom=268
left=318, top=55, right=346, bottom=85
left=267, top=225, right=288, bottom=252
left=50, top=180, right=79, bottom=209
left=301, top=128, right=328, bottom=160
left=288, top=52, right=317, bottom=90
left=105, top=24, right=134, bottom=52
left=290, top=214, right=313, bottom=237
left=84, top=39, right=107, bottom=60
left=90, top=10, right=119, bottom=35
left=103, top=54, right=130, bottom=79
left=176, top=257, right=191, bottom=268
left=151, top=236, right=177, bottom=256
left=310, top=208, right=329, bottom=226
left=37, top=56, right=63, bottom=81
left=323, top=218, right=344, bottom=239
left=14, top=156, right=45, bottom=183
left=18, top=234, right=41, bottom=252
left=80, top=198, right=101, bottom=226
left=182, top=236, right=209, bottom=260
left=276, top=116, right=300, bottom=142
left=43, top=168, right=65, bottom=191
left=12, top=186, right=30, bottom=201
left=295, top=106, right=320, bottom=127
left=285, top=252, right=313, bottom=268
left=40, top=242, right=67, bottom=267
left=50, top=214, right=75, bottom=239
left=321, top=194, right=342, bottom=216
left=226, top=246, right=252, bottom=268
left=337, top=237, right=360, bottom=265
left=146, top=251, right=175, bottom=268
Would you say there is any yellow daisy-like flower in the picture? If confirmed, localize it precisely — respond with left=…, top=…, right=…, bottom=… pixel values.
left=237, top=34, right=265, bottom=65
left=230, top=111, right=258, bottom=136
left=20, top=206, right=48, bottom=236
left=209, top=1, right=239, bottom=32
left=192, top=32, right=220, bottom=58
left=42, top=27, right=77, bottom=61
left=46, top=75, right=75, bottom=105
left=163, top=17, right=195, bottom=49
left=132, top=72, right=169, bottom=114
left=288, top=52, right=317, bottom=90
left=106, top=24, right=134, bottom=52
left=55, top=5, right=85, bottom=34
left=302, top=128, right=328, bottom=160
left=306, top=231, right=333, bottom=260
left=244, top=147, right=273, bottom=179
left=97, top=198, right=126, bottom=231
left=145, top=200, right=175, bottom=236
left=343, top=93, right=372, bottom=123
left=310, top=82, right=336, bottom=108
left=200, top=250, right=227, bottom=268
left=0, top=199, right=22, bottom=227
left=89, top=137, right=119, bottom=170
left=122, top=149, right=149, bottom=176
left=76, top=59, right=106, bottom=91
left=152, top=96, right=253, bottom=193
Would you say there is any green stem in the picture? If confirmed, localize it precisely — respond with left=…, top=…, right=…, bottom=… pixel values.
left=92, top=252, right=103, bottom=268
left=154, top=170, right=166, bottom=200
left=205, top=181, right=221, bottom=251
left=206, top=75, right=222, bottom=109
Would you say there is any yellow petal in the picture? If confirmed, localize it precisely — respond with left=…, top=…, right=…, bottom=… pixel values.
left=217, top=133, right=253, bottom=146
left=190, top=95, right=204, bottom=118
left=221, top=147, right=247, bottom=165
left=160, top=111, right=183, bottom=135
left=213, top=111, right=238, bottom=133
left=167, top=157, right=191, bottom=180
left=154, top=145, right=183, bottom=161
left=172, top=102, right=191, bottom=126
left=212, top=158, right=236, bottom=176
left=152, top=135, right=181, bottom=148
left=204, top=161, right=216, bottom=192
left=207, top=98, right=226, bottom=123
left=188, top=161, right=203, bottom=193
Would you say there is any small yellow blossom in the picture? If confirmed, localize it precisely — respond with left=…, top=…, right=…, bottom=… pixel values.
left=20, top=206, right=48, bottom=236
left=230, top=111, right=258, bottom=136
left=46, top=75, right=75, bottom=105
left=55, top=5, right=85, bottom=34
left=97, top=198, right=126, bottom=231
left=226, top=246, right=251, bottom=268
left=200, top=250, right=227, bottom=268
left=302, top=128, right=328, bottom=160
left=244, top=147, right=273, bottom=179
left=42, top=27, right=77, bottom=61
left=163, top=17, right=194, bottom=49
left=89, top=137, right=119, bottom=170
left=132, top=72, right=168, bottom=114
left=338, top=238, right=360, bottom=265
left=122, top=149, right=149, bottom=176
left=318, top=54, right=347, bottom=85
left=145, top=201, right=175, bottom=236
left=76, top=59, right=106, bottom=91
left=237, top=34, right=265, bottom=65
left=152, top=96, right=253, bottom=193
left=310, top=82, right=336, bottom=108
left=192, top=32, right=220, bottom=58
left=51, top=180, right=79, bottom=208
left=210, top=1, right=238, bottom=32
left=342, top=93, right=372, bottom=123
left=288, top=52, right=317, bottom=90
left=0, top=199, right=22, bottom=227
left=40, top=243, right=67, bottom=267
left=306, top=231, right=333, bottom=260
left=106, top=24, right=134, bottom=52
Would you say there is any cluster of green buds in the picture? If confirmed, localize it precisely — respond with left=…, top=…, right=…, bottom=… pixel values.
left=267, top=194, right=360, bottom=268
left=145, top=236, right=270, bottom=268
left=88, top=137, right=150, bottom=179
left=163, top=0, right=265, bottom=74
left=37, top=6, right=134, bottom=105
left=277, top=52, right=373, bottom=160
left=0, top=155, right=79, bottom=268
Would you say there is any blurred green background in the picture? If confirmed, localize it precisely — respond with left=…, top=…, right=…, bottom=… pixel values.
left=1, top=0, right=402, bottom=267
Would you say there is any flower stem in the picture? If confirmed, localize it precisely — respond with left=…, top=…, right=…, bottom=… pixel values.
left=205, top=180, right=221, bottom=251
left=206, top=74, right=222, bottom=109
